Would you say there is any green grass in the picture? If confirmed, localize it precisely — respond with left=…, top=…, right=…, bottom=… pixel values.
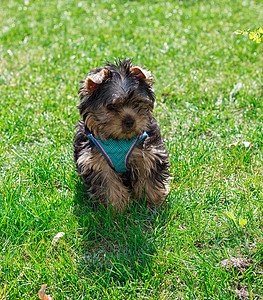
left=1, top=0, right=263, bottom=298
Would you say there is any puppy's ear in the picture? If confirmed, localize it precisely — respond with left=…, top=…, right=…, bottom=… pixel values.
left=130, top=66, right=153, bottom=84
left=84, top=69, right=111, bottom=94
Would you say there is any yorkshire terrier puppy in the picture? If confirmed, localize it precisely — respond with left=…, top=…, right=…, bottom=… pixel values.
left=74, top=58, right=169, bottom=212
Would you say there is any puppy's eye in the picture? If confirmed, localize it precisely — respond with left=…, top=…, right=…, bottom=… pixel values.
left=106, top=104, right=115, bottom=111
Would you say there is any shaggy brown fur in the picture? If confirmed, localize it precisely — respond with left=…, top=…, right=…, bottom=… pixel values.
left=74, top=58, right=170, bottom=212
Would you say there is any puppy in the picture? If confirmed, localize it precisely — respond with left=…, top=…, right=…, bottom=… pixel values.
left=74, top=58, right=169, bottom=212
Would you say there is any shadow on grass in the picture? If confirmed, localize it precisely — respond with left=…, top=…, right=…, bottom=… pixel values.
left=73, top=178, right=171, bottom=286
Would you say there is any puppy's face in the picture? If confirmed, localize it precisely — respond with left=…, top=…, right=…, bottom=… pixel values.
left=78, top=59, right=155, bottom=140
left=84, top=91, right=154, bottom=140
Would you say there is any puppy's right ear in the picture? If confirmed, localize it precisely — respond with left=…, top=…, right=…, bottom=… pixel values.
left=81, top=69, right=111, bottom=95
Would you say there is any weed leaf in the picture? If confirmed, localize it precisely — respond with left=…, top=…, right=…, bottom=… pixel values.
left=226, top=211, right=235, bottom=221
left=38, top=285, right=53, bottom=300
left=239, top=219, right=247, bottom=227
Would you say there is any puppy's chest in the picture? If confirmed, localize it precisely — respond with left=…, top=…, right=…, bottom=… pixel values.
left=87, top=133, right=148, bottom=173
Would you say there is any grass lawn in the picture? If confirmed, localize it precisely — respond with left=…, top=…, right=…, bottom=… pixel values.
left=1, top=0, right=263, bottom=298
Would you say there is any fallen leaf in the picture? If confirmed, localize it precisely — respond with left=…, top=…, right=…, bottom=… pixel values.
left=242, top=141, right=252, bottom=148
left=38, top=284, right=53, bottom=300
left=225, top=141, right=252, bottom=148
left=52, top=232, right=65, bottom=245
left=225, top=141, right=238, bottom=148
left=230, top=82, right=243, bottom=100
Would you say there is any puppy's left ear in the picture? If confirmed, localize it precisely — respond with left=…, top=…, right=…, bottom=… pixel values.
left=130, top=66, right=153, bottom=84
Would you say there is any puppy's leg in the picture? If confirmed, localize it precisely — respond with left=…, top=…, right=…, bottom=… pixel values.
left=76, top=148, right=130, bottom=212
left=129, top=147, right=169, bottom=208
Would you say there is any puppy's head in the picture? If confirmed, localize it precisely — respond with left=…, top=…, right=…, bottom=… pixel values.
left=78, top=58, right=155, bottom=140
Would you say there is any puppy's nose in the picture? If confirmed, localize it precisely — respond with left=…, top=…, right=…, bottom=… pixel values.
left=123, top=117, right=134, bottom=128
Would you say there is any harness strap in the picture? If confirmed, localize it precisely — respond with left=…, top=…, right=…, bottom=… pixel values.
left=87, top=134, right=115, bottom=169
left=125, top=132, right=148, bottom=170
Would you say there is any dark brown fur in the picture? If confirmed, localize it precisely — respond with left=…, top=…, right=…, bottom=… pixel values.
left=73, top=58, right=170, bottom=212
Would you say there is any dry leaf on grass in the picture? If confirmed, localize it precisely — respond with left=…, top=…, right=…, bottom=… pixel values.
left=52, top=232, right=65, bottom=245
left=38, top=284, right=53, bottom=300
left=230, top=82, right=243, bottom=100
left=225, top=141, right=252, bottom=148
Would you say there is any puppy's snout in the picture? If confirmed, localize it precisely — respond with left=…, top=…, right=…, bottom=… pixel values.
left=123, top=117, right=135, bottom=128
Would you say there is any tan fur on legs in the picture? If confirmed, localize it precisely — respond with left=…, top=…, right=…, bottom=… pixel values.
left=103, top=170, right=131, bottom=212
left=129, top=147, right=168, bottom=207
left=133, top=177, right=168, bottom=208
left=77, top=148, right=130, bottom=212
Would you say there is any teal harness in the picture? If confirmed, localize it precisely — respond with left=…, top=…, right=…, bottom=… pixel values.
left=87, top=132, right=148, bottom=173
